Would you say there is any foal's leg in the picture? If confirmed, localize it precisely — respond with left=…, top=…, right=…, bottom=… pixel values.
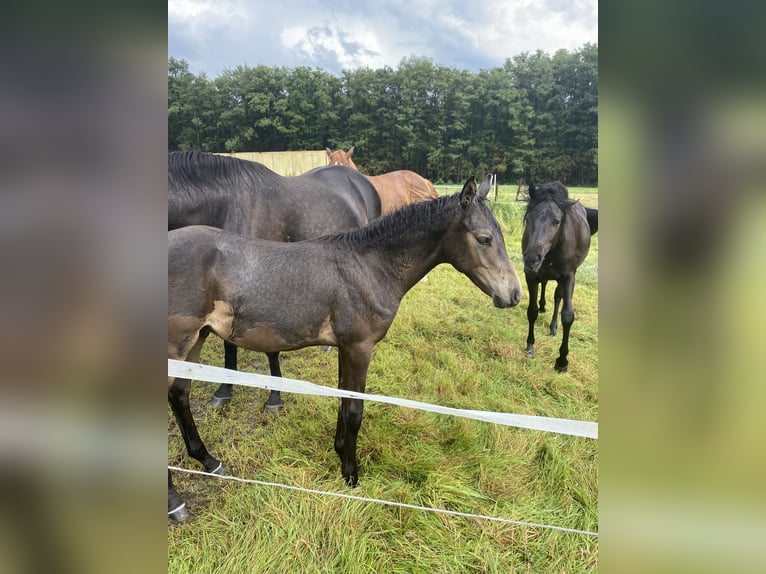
left=549, top=282, right=562, bottom=337
left=554, top=275, right=576, bottom=373
left=210, top=341, right=238, bottom=408
left=168, top=470, right=189, bottom=521
left=334, top=343, right=372, bottom=487
left=263, top=352, right=285, bottom=414
left=525, top=276, right=540, bottom=357
left=168, top=332, right=224, bottom=520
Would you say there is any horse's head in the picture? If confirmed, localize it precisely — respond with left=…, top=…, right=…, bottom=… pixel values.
left=444, top=176, right=522, bottom=308
left=522, top=182, right=574, bottom=274
left=326, top=147, right=357, bottom=169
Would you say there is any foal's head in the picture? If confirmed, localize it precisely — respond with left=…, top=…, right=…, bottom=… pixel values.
left=522, top=182, right=578, bottom=274
left=326, top=147, right=357, bottom=169
left=444, top=176, right=522, bottom=308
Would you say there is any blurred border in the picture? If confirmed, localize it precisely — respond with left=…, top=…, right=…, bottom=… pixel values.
left=601, top=1, right=766, bottom=572
left=0, top=5, right=168, bottom=574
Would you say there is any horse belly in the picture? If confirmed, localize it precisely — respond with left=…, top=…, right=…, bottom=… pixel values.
left=230, top=315, right=337, bottom=352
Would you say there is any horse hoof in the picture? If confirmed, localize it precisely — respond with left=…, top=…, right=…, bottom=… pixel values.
left=525, top=348, right=535, bottom=358
left=321, top=346, right=333, bottom=353
left=168, top=503, right=190, bottom=522
left=209, top=395, right=231, bottom=408
left=262, top=402, right=284, bottom=414
left=554, top=361, right=568, bottom=373
left=344, top=475, right=358, bottom=488
left=209, top=462, right=225, bottom=476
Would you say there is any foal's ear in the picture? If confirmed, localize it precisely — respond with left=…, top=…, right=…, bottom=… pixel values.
left=348, top=146, right=355, bottom=157
left=459, top=176, right=478, bottom=208
left=326, top=148, right=333, bottom=157
left=477, top=175, right=492, bottom=199
left=528, top=182, right=536, bottom=197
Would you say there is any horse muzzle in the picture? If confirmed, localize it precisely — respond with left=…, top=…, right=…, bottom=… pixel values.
left=493, top=285, right=522, bottom=309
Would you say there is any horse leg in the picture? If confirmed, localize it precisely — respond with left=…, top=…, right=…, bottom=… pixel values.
left=334, top=344, right=372, bottom=487
left=554, top=275, right=576, bottom=373
left=525, top=277, right=540, bottom=357
left=263, top=352, right=285, bottom=414
left=539, top=280, right=547, bottom=313
left=210, top=341, right=238, bottom=408
left=168, top=470, right=189, bottom=522
left=549, top=282, right=562, bottom=337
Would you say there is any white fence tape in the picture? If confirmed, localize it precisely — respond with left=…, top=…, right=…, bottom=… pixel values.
left=168, top=360, right=597, bottom=439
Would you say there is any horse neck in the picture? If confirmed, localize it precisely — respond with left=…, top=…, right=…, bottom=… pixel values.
left=360, top=199, right=457, bottom=294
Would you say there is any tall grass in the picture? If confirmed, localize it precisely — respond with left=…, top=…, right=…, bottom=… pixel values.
left=168, top=186, right=598, bottom=572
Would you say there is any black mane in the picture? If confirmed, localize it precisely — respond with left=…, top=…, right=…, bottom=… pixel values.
left=327, top=193, right=469, bottom=250
left=168, top=150, right=280, bottom=192
left=526, top=181, right=578, bottom=214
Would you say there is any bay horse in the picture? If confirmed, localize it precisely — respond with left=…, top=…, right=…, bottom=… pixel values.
left=168, top=150, right=381, bottom=411
left=326, top=147, right=439, bottom=215
left=168, top=176, right=522, bottom=520
left=522, top=182, right=595, bottom=372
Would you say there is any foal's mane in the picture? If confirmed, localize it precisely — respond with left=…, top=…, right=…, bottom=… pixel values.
left=327, top=193, right=474, bottom=250
left=525, top=181, right=578, bottom=215
left=168, top=150, right=280, bottom=192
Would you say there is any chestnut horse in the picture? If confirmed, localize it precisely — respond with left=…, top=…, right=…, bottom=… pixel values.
left=168, top=176, right=522, bottom=520
left=326, top=147, right=438, bottom=215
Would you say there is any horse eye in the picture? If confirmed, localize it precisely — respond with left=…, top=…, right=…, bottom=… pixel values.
left=476, top=235, right=492, bottom=246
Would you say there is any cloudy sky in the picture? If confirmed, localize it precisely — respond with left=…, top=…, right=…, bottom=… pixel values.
left=169, top=0, right=597, bottom=78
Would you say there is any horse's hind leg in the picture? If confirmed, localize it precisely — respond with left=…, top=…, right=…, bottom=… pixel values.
left=549, top=282, right=562, bottom=337
left=169, top=331, right=224, bottom=474
left=168, top=470, right=189, bottom=522
left=263, top=352, right=285, bottom=414
left=210, top=341, right=238, bottom=408
left=554, top=275, right=576, bottom=373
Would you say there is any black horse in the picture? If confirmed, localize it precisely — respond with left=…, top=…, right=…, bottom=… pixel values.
left=522, top=182, right=595, bottom=372
left=168, top=150, right=381, bottom=411
left=168, top=176, right=523, bottom=520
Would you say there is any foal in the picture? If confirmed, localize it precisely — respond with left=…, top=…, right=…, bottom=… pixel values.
left=168, top=176, right=522, bottom=520
left=522, top=182, right=593, bottom=372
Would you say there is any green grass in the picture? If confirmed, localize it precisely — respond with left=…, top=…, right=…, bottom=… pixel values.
left=168, top=186, right=598, bottom=572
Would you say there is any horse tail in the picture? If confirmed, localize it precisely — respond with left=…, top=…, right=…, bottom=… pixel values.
left=356, top=176, right=382, bottom=222
left=585, top=207, right=598, bottom=235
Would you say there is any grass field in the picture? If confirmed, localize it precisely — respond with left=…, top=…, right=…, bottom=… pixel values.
left=168, top=185, right=598, bottom=572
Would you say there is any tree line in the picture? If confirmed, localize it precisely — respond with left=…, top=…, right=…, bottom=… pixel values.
left=169, top=44, right=597, bottom=185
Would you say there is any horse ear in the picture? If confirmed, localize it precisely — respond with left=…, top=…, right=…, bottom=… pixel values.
left=459, top=176, right=477, bottom=208
left=326, top=148, right=332, bottom=157
left=528, top=181, right=536, bottom=195
left=477, top=175, right=492, bottom=199
left=348, top=146, right=354, bottom=157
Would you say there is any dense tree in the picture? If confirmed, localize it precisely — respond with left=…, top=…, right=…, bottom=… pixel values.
left=168, top=45, right=598, bottom=185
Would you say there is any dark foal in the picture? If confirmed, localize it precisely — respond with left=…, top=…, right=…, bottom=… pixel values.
left=168, top=150, right=381, bottom=411
left=167, top=176, right=522, bottom=520
left=522, top=182, right=594, bottom=372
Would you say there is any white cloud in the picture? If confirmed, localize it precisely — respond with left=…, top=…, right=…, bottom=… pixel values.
left=168, top=0, right=597, bottom=77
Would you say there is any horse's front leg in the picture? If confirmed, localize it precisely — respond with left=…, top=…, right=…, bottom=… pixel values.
left=210, top=340, right=238, bottom=408
left=554, top=275, right=576, bottom=373
left=549, top=282, right=562, bottom=337
left=525, top=276, right=540, bottom=357
left=334, top=343, right=372, bottom=487
left=539, top=280, right=548, bottom=313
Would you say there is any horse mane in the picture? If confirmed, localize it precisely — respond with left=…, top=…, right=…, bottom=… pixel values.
left=526, top=181, right=578, bottom=214
left=327, top=193, right=469, bottom=250
left=168, top=150, right=280, bottom=192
